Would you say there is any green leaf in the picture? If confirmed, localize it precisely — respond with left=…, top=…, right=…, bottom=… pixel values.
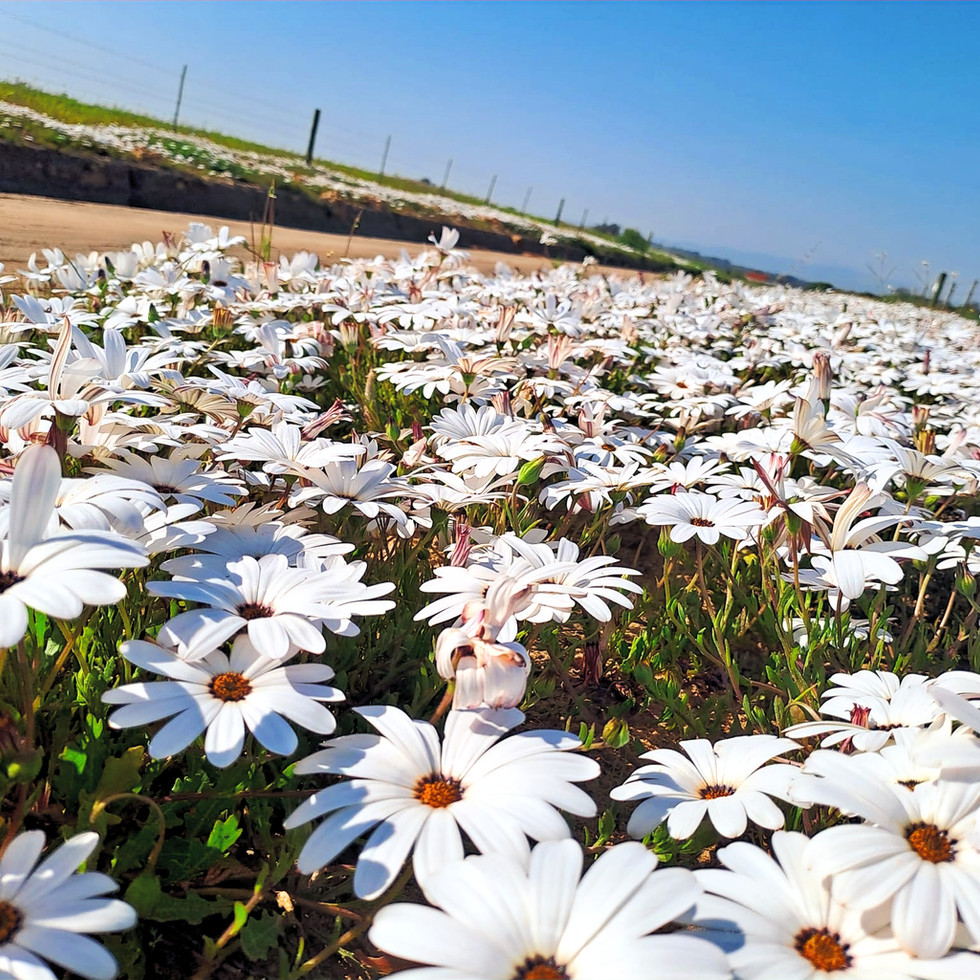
left=206, top=815, right=242, bottom=853
left=124, top=873, right=223, bottom=924
left=125, top=873, right=163, bottom=918
left=157, top=838, right=223, bottom=882
left=240, top=911, right=280, bottom=962
left=60, top=747, right=87, bottom=775
left=94, top=746, right=145, bottom=799
left=576, top=722, right=595, bottom=750
left=113, top=822, right=162, bottom=877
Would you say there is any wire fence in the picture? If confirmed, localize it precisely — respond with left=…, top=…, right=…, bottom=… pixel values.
left=0, top=7, right=614, bottom=227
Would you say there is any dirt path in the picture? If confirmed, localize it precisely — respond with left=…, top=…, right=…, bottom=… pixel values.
left=0, top=193, right=635, bottom=279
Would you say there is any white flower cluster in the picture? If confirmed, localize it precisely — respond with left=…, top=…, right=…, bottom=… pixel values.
left=3, top=223, right=980, bottom=978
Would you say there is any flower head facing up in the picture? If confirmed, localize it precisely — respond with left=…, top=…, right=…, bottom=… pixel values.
left=692, top=830, right=980, bottom=980
left=148, top=552, right=395, bottom=659
left=284, top=705, right=599, bottom=898
left=103, top=634, right=344, bottom=767
left=795, top=749, right=980, bottom=958
left=637, top=491, right=766, bottom=546
left=369, top=839, right=730, bottom=980
left=0, top=830, right=136, bottom=980
left=611, top=734, right=799, bottom=840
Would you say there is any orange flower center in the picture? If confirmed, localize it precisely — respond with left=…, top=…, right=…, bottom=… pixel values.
left=0, top=900, right=22, bottom=943
left=513, top=957, right=567, bottom=979
left=209, top=672, right=252, bottom=702
left=794, top=927, right=851, bottom=972
left=699, top=784, right=734, bottom=800
left=414, top=774, right=462, bottom=808
left=906, top=822, right=955, bottom=863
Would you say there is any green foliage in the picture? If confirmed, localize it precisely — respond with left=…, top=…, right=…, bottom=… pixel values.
left=618, top=227, right=650, bottom=253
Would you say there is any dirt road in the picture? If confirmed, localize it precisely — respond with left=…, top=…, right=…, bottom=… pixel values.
left=0, top=192, right=629, bottom=279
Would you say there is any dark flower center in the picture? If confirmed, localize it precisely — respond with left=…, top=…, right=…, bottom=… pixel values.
left=0, top=900, right=22, bottom=943
left=414, top=774, right=462, bottom=809
left=699, top=783, right=734, bottom=800
left=794, top=927, right=851, bottom=972
left=0, top=571, right=24, bottom=593
left=209, top=672, right=252, bottom=702
left=906, top=822, right=955, bottom=863
left=513, top=956, right=567, bottom=979
left=690, top=517, right=715, bottom=527
left=237, top=602, right=274, bottom=621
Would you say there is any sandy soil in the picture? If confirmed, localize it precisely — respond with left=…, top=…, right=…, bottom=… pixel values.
left=0, top=192, right=635, bottom=279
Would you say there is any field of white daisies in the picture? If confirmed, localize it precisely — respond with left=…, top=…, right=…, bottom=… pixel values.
left=1, top=223, right=980, bottom=980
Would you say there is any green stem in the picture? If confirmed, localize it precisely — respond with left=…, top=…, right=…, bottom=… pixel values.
left=293, top=861, right=415, bottom=977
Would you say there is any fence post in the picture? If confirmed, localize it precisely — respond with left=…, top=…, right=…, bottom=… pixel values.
left=484, top=174, right=497, bottom=205
left=554, top=198, right=565, bottom=226
left=441, top=158, right=452, bottom=189
left=379, top=134, right=391, bottom=177
left=305, top=109, right=321, bottom=166
left=172, top=64, right=187, bottom=132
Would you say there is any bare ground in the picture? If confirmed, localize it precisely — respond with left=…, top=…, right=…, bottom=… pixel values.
left=0, top=193, right=638, bottom=278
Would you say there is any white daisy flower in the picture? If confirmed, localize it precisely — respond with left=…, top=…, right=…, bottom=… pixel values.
left=284, top=705, right=599, bottom=899
left=784, top=670, right=963, bottom=752
left=0, top=830, right=136, bottom=980
left=0, top=446, right=148, bottom=649
left=103, top=635, right=343, bottom=767
left=287, top=457, right=416, bottom=529
left=91, top=450, right=245, bottom=509
left=611, top=735, right=799, bottom=840
left=370, top=839, right=730, bottom=980
left=695, top=831, right=978, bottom=979
left=799, top=750, right=980, bottom=958
left=148, top=553, right=394, bottom=659
left=637, top=491, right=766, bottom=546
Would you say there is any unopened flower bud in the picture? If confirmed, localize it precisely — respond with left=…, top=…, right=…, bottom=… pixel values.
left=450, top=521, right=472, bottom=568
left=657, top=528, right=683, bottom=559
left=956, top=568, right=977, bottom=598
left=813, top=350, right=833, bottom=402
left=517, top=457, right=545, bottom=486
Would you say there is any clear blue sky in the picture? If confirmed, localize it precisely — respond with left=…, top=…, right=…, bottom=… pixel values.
left=0, top=1, right=977, bottom=292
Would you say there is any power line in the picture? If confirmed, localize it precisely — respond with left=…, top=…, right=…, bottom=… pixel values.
left=0, top=10, right=628, bottom=227
left=0, top=7, right=293, bottom=119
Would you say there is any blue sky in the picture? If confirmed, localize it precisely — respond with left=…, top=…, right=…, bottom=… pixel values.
left=0, top=1, right=977, bottom=292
